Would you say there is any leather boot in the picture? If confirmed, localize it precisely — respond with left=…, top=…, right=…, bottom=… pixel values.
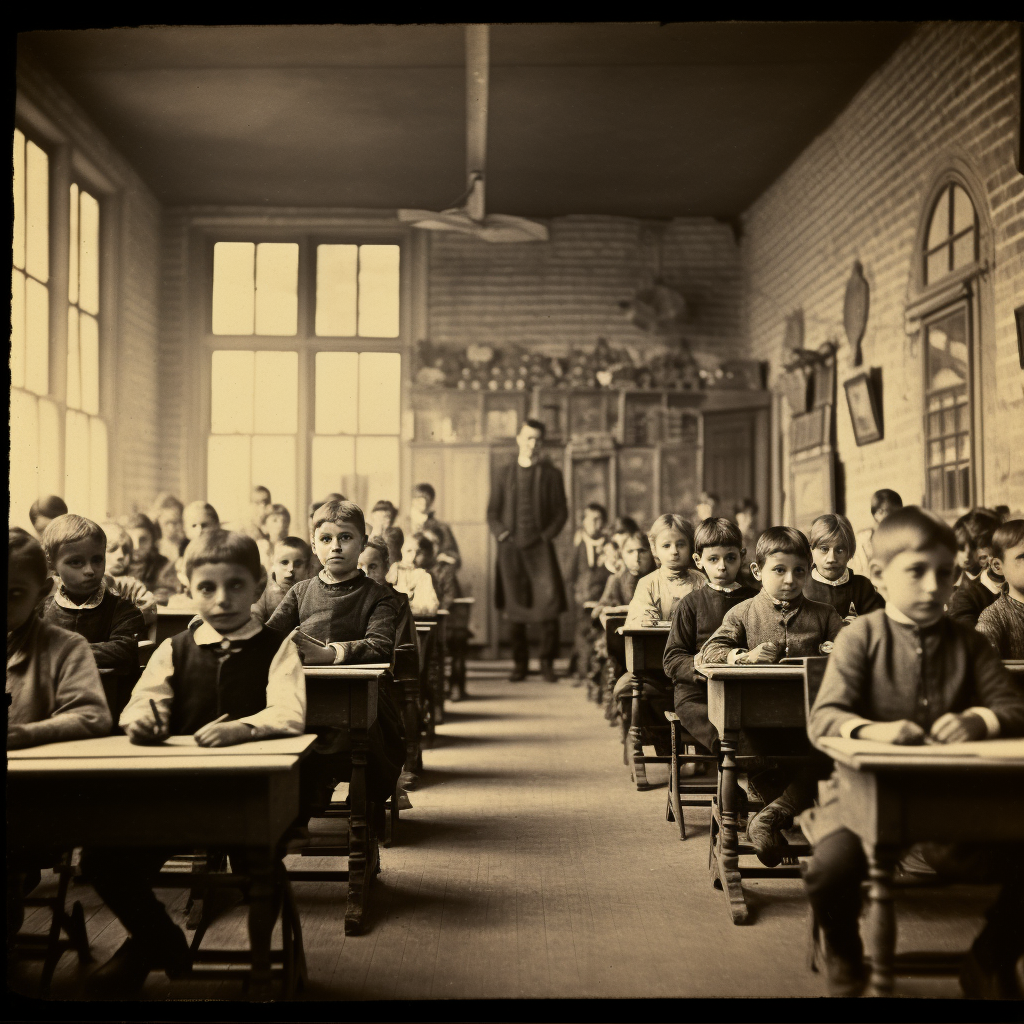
left=540, top=659, right=558, bottom=683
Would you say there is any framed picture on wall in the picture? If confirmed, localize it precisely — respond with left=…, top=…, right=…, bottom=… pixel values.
left=789, top=451, right=835, bottom=538
left=844, top=372, right=883, bottom=445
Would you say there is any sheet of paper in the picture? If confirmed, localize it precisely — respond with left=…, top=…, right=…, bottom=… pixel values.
left=821, top=736, right=1024, bottom=759
left=8, top=734, right=317, bottom=759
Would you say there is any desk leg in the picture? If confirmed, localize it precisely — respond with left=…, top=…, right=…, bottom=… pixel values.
left=864, top=844, right=898, bottom=997
left=715, top=729, right=748, bottom=925
left=403, top=679, right=422, bottom=775
left=346, top=726, right=371, bottom=936
left=630, top=683, right=650, bottom=790
left=430, top=640, right=445, bottom=726
left=246, top=848, right=276, bottom=1001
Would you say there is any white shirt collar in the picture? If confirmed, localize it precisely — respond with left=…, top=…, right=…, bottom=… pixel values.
left=884, top=604, right=943, bottom=629
left=53, top=579, right=106, bottom=610
left=812, top=567, right=850, bottom=587
left=705, top=579, right=742, bottom=593
left=193, top=614, right=264, bottom=646
left=980, top=570, right=1004, bottom=596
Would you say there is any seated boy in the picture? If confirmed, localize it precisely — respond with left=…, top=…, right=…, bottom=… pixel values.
left=664, top=518, right=758, bottom=755
left=256, top=503, right=292, bottom=574
left=387, top=532, right=440, bottom=616
left=383, top=525, right=404, bottom=570
left=28, top=494, right=68, bottom=538
left=419, top=525, right=461, bottom=610
left=949, top=510, right=1004, bottom=627
left=568, top=503, right=611, bottom=686
left=625, top=514, right=706, bottom=628
left=173, top=501, right=220, bottom=590
left=409, top=483, right=461, bottom=570
left=124, top=512, right=182, bottom=603
left=697, top=527, right=843, bottom=864
left=803, top=513, right=884, bottom=622
left=267, top=500, right=405, bottom=811
left=80, top=529, right=306, bottom=993
left=847, top=487, right=902, bottom=582
left=102, top=521, right=159, bottom=627
left=976, top=519, right=1024, bottom=659
left=368, top=499, right=398, bottom=539
left=40, top=515, right=148, bottom=687
left=252, top=536, right=313, bottom=624
left=802, top=507, right=1024, bottom=998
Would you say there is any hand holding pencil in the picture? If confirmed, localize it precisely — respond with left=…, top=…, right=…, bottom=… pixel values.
left=126, top=698, right=171, bottom=745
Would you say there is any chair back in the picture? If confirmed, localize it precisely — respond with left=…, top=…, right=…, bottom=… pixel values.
left=797, top=656, right=829, bottom=722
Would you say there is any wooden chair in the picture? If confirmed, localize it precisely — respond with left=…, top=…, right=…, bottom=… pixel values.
left=601, top=612, right=627, bottom=725
left=415, top=622, right=438, bottom=745
left=446, top=597, right=474, bottom=701
left=663, top=712, right=718, bottom=840
left=621, top=627, right=674, bottom=790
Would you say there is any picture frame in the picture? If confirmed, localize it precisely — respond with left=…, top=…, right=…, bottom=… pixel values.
left=789, top=451, right=835, bottom=539
left=844, top=372, right=883, bottom=445
left=1015, top=304, right=1024, bottom=370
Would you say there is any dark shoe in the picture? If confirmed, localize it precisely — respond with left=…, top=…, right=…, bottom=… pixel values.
left=746, top=800, right=792, bottom=867
left=89, top=938, right=154, bottom=996
left=509, top=666, right=527, bottom=682
left=540, top=660, right=558, bottom=683
left=570, top=676, right=583, bottom=688
left=811, top=919, right=866, bottom=998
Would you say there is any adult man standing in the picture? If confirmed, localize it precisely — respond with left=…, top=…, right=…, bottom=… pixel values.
left=487, top=419, right=568, bottom=682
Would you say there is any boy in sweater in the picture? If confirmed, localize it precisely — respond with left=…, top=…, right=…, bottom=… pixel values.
left=949, top=510, right=1004, bottom=627
left=252, top=536, right=313, bottom=624
left=82, top=529, right=306, bottom=994
left=698, top=527, right=844, bottom=865
left=803, top=513, right=884, bottom=622
left=409, top=483, right=461, bottom=571
left=568, top=503, right=610, bottom=687
left=803, top=507, right=1024, bottom=998
left=625, top=514, right=706, bottom=628
left=976, top=519, right=1024, bottom=659
left=664, top=518, right=758, bottom=754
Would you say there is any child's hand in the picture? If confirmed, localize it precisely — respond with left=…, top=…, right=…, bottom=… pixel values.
left=6, top=724, right=31, bottom=750
left=291, top=632, right=337, bottom=665
left=929, top=711, right=987, bottom=744
left=855, top=719, right=926, bottom=745
left=126, top=716, right=169, bottom=745
left=194, top=720, right=253, bottom=747
left=742, top=641, right=780, bottom=664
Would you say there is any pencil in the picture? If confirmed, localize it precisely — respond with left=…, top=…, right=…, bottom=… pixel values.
left=149, top=699, right=163, bottom=732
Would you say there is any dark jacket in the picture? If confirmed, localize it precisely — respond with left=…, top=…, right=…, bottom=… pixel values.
left=664, top=584, right=759, bottom=685
left=948, top=572, right=1002, bottom=628
left=568, top=539, right=611, bottom=605
left=487, top=459, right=568, bottom=546
left=803, top=572, right=884, bottom=617
left=42, top=589, right=147, bottom=677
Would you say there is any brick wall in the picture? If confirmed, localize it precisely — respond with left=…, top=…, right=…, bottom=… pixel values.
left=742, top=22, right=1024, bottom=533
left=428, top=215, right=743, bottom=359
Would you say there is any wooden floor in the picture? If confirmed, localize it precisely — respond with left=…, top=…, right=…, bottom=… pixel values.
left=12, top=660, right=989, bottom=1003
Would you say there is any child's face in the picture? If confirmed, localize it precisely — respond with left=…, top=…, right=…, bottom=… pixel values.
left=370, top=510, right=394, bottom=534
left=264, top=513, right=289, bottom=541
left=184, top=509, right=217, bottom=541
left=105, top=539, right=132, bottom=577
left=358, top=548, right=388, bottom=585
left=812, top=537, right=851, bottom=580
left=653, top=527, right=691, bottom=572
left=127, top=527, right=154, bottom=559
left=873, top=545, right=956, bottom=625
left=621, top=538, right=651, bottom=576
left=157, top=511, right=185, bottom=545
left=189, top=561, right=259, bottom=634
left=313, top=519, right=365, bottom=579
left=272, top=544, right=311, bottom=590
left=873, top=502, right=897, bottom=525
left=603, top=542, right=622, bottom=574
left=54, top=538, right=107, bottom=598
left=695, top=545, right=743, bottom=587
left=992, top=542, right=1024, bottom=598
left=400, top=537, right=419, bottom=566
left=753, top=552, right=809, bottom=603
left=582, top=509, right=606, bottom=539
left=7, top=556, right=51, bottom=631
left=410, top=494, right=431, bottom=516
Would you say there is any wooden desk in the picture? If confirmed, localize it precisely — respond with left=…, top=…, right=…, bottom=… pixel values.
left=414, top=612, right=447, bottom=729
left=817, top=736, right=1024, bottom=997
left=154, top=604, right=197, bottom=644
left=7, top=734, right=316, bottom=999
left=447, top=598, right=474, bottom=699
left=621, top=626, right=670, bottom=789
left=702, top=661, right=819, bottom=924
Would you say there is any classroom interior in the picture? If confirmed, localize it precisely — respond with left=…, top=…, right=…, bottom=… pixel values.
left=8, top=20, right=1024, bottom=1006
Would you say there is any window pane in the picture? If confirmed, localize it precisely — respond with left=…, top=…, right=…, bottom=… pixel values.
left=315, top=351, right=358, bottom=434
left=952, top=231, right=975, bottom=270
left=207, top=435, right=251, bottom=530
left=89, top=417, right=108, bottom=521
left=25, top=140, right=48, bottom=284
left=9, top=390, right=38, bottom=529
left=80, top=312, right=100, bottom=415
left=357, top=245, right=400, bottom=338
left=210, top=350, right=254, bottom=433
left=942, top=407, right=956, bottom=435
left=311, top=435, right=356, bottom=507
left=927, top=411, right=941, bottom=438
left=943, top=436, right=957, bottom=464
left=253, top=350, right=298, bottom=434
left=38, top=399, right=61, bottom=498
left=356, top=435, right=400, bottom=509
left=68, top=184, right=79, bottom=305
left=66, top=307, right=81, bottom=410
left=958, top=466, right=970, bottom=508
left=11, top=269, right=25, bottom=389
left=254, top=243, right=299, bottom=336
left=25, top=276, right=49, bottom=397
left=13, top=129, right=25, bottom=271
left=928, top=440, right=942, bottom=467
left=79, top=190, right=100, bottom=316
left=65, top=409, right=91, bottom=515
left=944, top=467, right=957, bottom=510
left=212, top=242, right=255, bottom=335
left=358, top=352, right=401, bottom=434
left=926, top=311, right=969, bottom=392
left=928, top=467, right=942, bottom=507
left=251, top=436, right=297, bottom=525
left=926, top=186, right=950, bottom=252
left=316, top=244, right=358, bottom=336
left=957, top=433, right=971, bottom=461
left=926, top=248, right=948, bottom=285
left=952, top=184, right=974, bottom=235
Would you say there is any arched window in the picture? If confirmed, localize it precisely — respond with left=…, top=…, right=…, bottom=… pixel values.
left=924, top=183, right=977, bottom=285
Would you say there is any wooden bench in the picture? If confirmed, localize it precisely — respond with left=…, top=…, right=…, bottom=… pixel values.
left=446, top=597, right=474, bottom=701
left=621, top=625, right=673, bottom=790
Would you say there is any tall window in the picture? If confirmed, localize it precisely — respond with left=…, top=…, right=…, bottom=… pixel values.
left=924, top=183, right=977, bottom=286
left=10, top=129, right=60, bottom=528
left=65, top=184, right=107, bottom=520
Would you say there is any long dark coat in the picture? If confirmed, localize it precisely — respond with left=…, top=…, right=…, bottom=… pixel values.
left=487, top=459, right=568, bottom=623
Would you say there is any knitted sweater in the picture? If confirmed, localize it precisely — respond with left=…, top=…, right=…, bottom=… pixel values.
left=42, top=586, right=147, bottom=676
left=7, top=617, right=112, bottom=745
left=664, top=584, right=759, bottom=684
left=625, top=567, right=707, bottom=629
left=266, top=571, right=400, bottom=664
left=948, top=570, right=1003, bottom=628
left=976, top=592, right=1024, bottom=660
left=252, top=578, right=291, bottom=624
left=596, top=569, right=642, bottom=611
left=803, top=568, right=884, bottom=618
left=698, top=589, right=844, bottom=666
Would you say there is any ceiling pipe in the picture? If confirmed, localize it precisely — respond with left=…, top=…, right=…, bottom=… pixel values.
left=465, top=24, right=488, bottom=222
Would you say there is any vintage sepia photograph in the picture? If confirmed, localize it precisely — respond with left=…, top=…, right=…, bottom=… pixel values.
left=7, top=19, right=1024, bottom=1012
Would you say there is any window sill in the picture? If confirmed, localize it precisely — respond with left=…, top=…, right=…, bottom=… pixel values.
left=905, top=262, right=987, bottom=332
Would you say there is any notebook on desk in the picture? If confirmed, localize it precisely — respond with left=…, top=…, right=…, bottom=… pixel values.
left=8, top=734, right=318, bottom=759
left=820, top=736, right=1024, bottom=760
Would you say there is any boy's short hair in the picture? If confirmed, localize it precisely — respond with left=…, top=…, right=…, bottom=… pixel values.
left=252, top=485, right=271, bottom=502
left=754, top=526, right=812, bottom=569
left=583, top=502, right=608, bottom=521
left=41, top=515, right=106, bottom=567
left=412, top=532, right=435, bottom=555
left=384, top=525, right=404, bottom=548
left=603, top=537, right=620, bottom=551
left=413, top=483, right=436, bottom=504
left=183, top=500, right=219, bottom=525
left=993, top=505, right=1011, bottom=521
left=953, top=509, right=999, bottom=551
left=310, top=494, right=346, bottom=518
left=621, top=530, right=651, bottom=553
left=522, top=417, right=546, bottom=438
left=871, top=506, right=956, bottom=570
left=648, top=513, right=694, bottom=550
left=991, top=519, right=1024, bottom=560
left=694, top=517, right=743, bottom=554
left=371, top=499, right=398, bottom=517
left=870, top=489, right=903, bottom=515
left=612, top=516, right=640, bottom=536
left=261, top=503, right=291, bottom=525
left=149, top=492, right=184, bottom=517
left=274, top=536, right=312, bottom=561
left=311, top=499, right=367, bottom=538
left=809, top=513, right=857, bottom=555
left=123, top=512, right=157, bottom=538
left=101, top=521, right=132, bottom=553
left=182, top=529, right=261, bottom=582
left=29, top=494, right=68, bottom=526
left=362, top=536, right=391, bottom=570
left=9, top=528, right=49, bottom=582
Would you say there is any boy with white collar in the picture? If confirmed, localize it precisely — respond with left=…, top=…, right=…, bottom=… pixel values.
left=804, top=507, right=1024, bottom=998
left=803, top=513, right=884, bottom=622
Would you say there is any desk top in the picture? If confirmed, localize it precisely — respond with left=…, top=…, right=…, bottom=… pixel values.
left=303, top=664, right=390, bottom=678
left=1004, top=661, right=1024, bottom=674
left=157, top=602, right=197, bottom=616
left=819, top=736, right=1024, bottom=771
left=619, top=624, right=670, bottom=635
left=702, top=664, right=805, bottom=681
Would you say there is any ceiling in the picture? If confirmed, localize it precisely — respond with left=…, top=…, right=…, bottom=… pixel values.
left=19, top=23, right=916, bottom=218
